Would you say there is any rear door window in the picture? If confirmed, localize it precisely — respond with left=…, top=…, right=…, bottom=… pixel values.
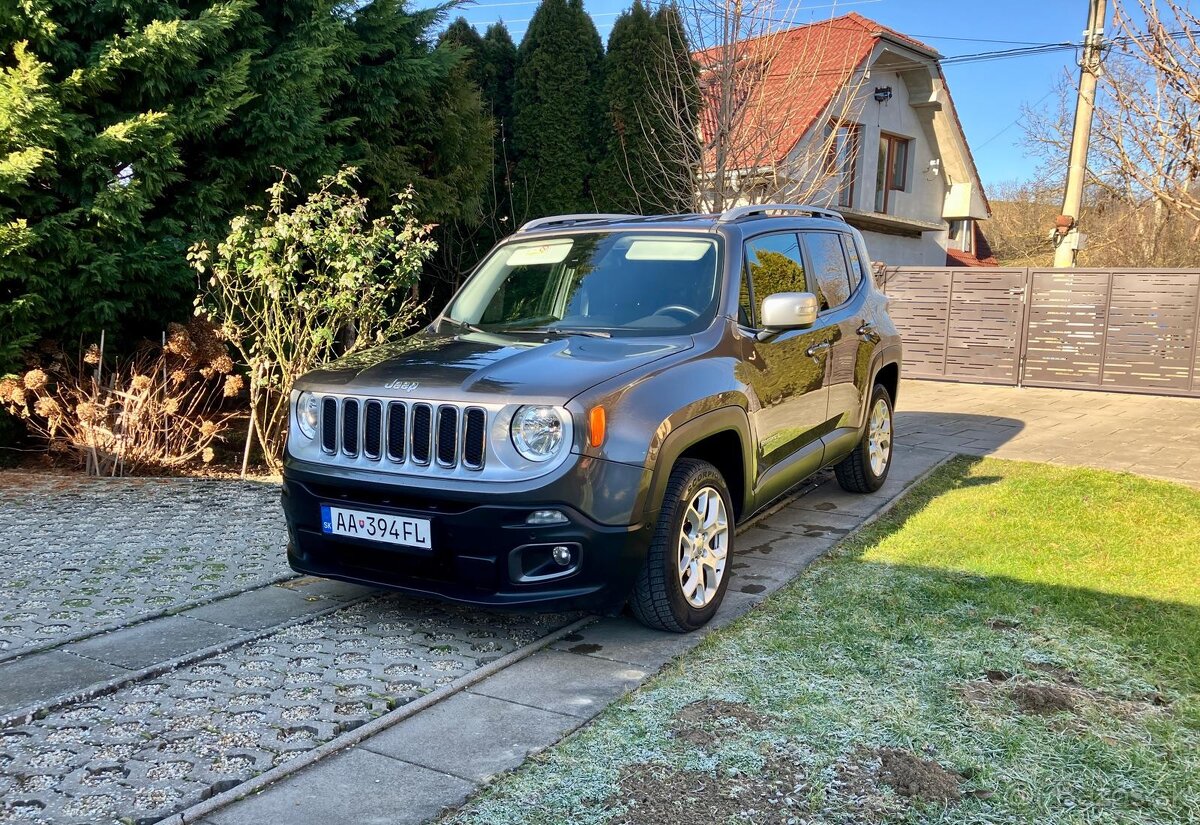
left=802, top=232, right=853, bottom=310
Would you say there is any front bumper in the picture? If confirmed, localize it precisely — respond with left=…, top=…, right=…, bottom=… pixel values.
left=281, top=457, right=654, bottom=614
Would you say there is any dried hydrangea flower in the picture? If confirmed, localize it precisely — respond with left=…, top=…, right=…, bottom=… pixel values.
left=22, top=369, right=48, bottom=391
left=129, top=374, right=153, bottom=392
left=202, top=447, right=215, bottom=463
left=170, top=369, right=188, bottom=387
left=34, top=397, right=61, bottom=418
left=163, top=397, right=181, bottom=415
left=223, top=375, right=244, bottom=397
left=210, top=354, right=234, bottom=375
left=83, top=344, right=101, bottom=365
left=200, top=419, right=218, bottom=439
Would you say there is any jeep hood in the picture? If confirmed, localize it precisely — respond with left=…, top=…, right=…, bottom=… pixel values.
left=297, top=329, right=692, bottom=404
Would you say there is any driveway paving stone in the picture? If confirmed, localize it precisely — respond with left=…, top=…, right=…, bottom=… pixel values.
left=202, top=747, right=474, bottom=825
left=897, top=380, right=1200, bottom=486
left=0, top=475, right=286, bottom=657
left=362, top=692, right=581, bottom=782
left=0, top=595, right=572, bottom=824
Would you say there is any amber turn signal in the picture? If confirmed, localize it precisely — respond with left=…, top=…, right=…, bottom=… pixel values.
left=588, top=406, right=606, bottom=448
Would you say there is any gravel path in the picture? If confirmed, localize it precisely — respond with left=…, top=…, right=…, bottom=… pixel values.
left=0, top=474, right=287, bottom=658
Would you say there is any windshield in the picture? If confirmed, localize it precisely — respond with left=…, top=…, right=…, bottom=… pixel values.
left=445, top=232, right=721, bottom=336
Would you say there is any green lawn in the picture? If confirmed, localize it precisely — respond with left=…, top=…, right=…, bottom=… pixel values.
left=444, top=457, right=1200, bottom=825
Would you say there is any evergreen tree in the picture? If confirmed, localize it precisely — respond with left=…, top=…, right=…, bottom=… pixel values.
left=341, top=1, right=490, bottom=224
left=0, top=0, right=492, bottom=374
left=0, top=1, right=267, bottom=368
left=652, top=3, right=701, bottom=213
left=430, top=18, right=515, bottom=291
left=594, top=0, right=661, bottom=213
left=513, top=0, right=606, bottom=217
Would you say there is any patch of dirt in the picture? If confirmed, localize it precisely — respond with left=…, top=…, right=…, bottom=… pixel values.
left=987, top=617, right=1021, bottom=631
left=609, top=747, right=810, bottom=824
left=671, top=699, right=768, bottom=749
left=1027, top=662, right=1081, bottom=685
left=875, top=748, right=963, bottom=803
left=1011, top=682, right=1077, bottom=715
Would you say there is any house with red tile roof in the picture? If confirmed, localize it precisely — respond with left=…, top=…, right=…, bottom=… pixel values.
left=695, top=12, right=993, bottom=267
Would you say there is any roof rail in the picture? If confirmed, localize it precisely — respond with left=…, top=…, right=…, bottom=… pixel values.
left=518, top=213, right=642, bottom=232
left=716, top=203, right=846, bottom=223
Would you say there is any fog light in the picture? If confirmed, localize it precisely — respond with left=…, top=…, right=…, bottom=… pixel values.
left=526, top=509, right=568, bottom=525
left=551, top=545, right=572, bottom=566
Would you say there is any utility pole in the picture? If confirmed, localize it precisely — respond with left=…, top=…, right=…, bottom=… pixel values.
left=1052, top=0, right=1107, bottom=268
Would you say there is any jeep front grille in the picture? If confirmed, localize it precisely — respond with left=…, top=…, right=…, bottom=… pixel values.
left=320, top=395, right=486, bottom=472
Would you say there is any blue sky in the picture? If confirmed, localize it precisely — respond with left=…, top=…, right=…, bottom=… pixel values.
left=446, top=0, right=1101, bottom=192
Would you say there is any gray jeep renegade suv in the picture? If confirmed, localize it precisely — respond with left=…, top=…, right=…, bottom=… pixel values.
left=282, top=204, right=902, bottom=631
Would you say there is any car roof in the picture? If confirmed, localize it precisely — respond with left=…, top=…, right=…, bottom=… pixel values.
left=512, top=206, right=854, bottom=239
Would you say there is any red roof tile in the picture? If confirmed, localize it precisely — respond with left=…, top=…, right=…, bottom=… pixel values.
left=694, top=13, right=936, bottom=169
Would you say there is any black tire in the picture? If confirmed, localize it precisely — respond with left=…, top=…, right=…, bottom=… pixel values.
left=630, top=459, right=734, bottom=633
left=835, top=383, right=894, bottom=493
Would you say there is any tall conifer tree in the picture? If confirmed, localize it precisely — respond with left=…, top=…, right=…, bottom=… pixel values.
left=594, top=0, right=661, bottom=213
left=512, top=0, right=605, bottom=217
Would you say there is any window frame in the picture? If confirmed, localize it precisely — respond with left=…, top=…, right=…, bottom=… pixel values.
left=874, top=132, right=911, bottom=214
left=739, top=230, right=809, bottom=329
left=800, top=230, right=857, bottom=313
left=739, top=229, right=866, bottom=328
left=825, top=120, right=861, bottom=209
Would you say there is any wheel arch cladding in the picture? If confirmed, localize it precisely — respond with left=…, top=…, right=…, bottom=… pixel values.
left=874, top=361, right=899, bottom=406
left=644, top=407, right=752, bottom=522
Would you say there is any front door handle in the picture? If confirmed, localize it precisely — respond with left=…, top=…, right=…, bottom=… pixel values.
left=805, top=341, right=831, bottom=358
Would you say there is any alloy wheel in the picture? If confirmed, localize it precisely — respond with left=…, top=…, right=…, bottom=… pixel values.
left=677, top=486, right=729, bottom=608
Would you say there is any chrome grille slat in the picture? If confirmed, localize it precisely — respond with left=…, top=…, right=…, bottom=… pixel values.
left=363, top=400, right=382, bottom=459
left=314, top=395, right=487, bottom=473
left=341, top=398, right=360, bottom=456
left=386, top=402, right=407, bottom=462
left=411, top=404, right=433, bottom=465
left=436, top=405, right=459, bottom=467
left=321, top=397, right=337, bottom=453
left=463, top=408, right=486, bottom=469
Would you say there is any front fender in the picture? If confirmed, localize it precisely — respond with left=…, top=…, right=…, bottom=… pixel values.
left=640, top=405, right=754, bottom=521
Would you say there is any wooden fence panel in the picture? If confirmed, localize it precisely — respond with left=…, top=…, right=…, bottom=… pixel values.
left=882, top=266, right=1200, bottom=398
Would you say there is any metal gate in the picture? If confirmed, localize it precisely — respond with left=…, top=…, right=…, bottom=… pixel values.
left=880, top=266, right=1200, bottom=398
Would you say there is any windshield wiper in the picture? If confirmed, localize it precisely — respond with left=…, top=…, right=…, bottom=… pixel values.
left=521, top=326, right=612, bottom=339
left=444, top=318, right=487, bottom=335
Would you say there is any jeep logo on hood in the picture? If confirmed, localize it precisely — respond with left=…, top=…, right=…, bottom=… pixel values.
left=385, top=379, right=420, bottom=391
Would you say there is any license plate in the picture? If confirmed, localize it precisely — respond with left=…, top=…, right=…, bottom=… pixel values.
left=320, top=504, right=432, bottom=550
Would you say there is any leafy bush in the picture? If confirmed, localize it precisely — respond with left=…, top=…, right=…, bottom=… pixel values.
left=192, top=168, right=436, bottom=472
left=0, top=321, right=236, bottom=474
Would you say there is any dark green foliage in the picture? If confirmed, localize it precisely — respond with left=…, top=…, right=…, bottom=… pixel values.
left=430, top=19, right=519, bottom=293
left=1, top=1, right=265, bottom=372
left=593, top=1, right=661, bottom=213
left=342, top=2, right=490, bottom=224
left=513, top=0, right=606, bottom=218
left=653, top=3, right=701, bottom=213
left=0, top=0, right=491, bottom=379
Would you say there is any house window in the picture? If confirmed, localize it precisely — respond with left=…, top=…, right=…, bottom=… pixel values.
left=873, top=133, right=910, bottom=213
left=949, top=219, right=974, bottom=253
left=825, top=122, right=860, bottom=208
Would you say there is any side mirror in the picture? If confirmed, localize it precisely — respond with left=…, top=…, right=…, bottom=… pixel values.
left=759, top=292, right=819, bottom=337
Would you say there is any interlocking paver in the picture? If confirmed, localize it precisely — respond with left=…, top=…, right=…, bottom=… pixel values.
left=0, top=474, right=286, bottom=657
left=0, top=594, right=572, bottom=824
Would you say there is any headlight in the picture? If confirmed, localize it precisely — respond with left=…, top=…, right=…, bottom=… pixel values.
left=296, top=391, right=320, bottom=439
left=510, top=405, right=566, bottom=462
